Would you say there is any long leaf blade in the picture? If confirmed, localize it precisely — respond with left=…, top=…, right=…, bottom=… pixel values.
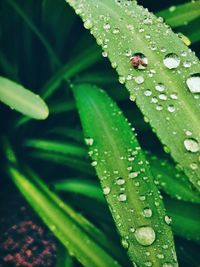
left=73, top=83, right=177, bottom=266
left=0, top=76, right=49, bottom=119
left=66, top=0, right=200, bottom=191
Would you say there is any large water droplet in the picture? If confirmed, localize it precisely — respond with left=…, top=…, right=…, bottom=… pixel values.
left=184, top=138, right=199, bottom=152
left=130, top=53, right=148, bottom=70
left=186, top=74, right=200, bottom=93
left=163, top=53, right=180, bottom=69
left=134, top=226, right=156, bottom=246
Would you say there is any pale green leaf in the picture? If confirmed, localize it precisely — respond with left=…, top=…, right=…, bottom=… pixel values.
left=0, top=76, right=49, bottom=119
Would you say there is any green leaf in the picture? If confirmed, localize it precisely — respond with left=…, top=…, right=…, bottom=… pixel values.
left=25, top=139, right=86, bottom=158
left=0, top=76, right=49, bottom=119
left=7, top=0, right=60, bottom=67
left=165, top=198, right=200, bottom=243
left=145, top=152, right=200, bottom=204
left=157, top=1, right=200, bottom=28
left=53, top=178, right=200, bottom=243
left=73, top=83, right=177, bottom=266
left=8, top=166, right=123, bottom=267
left=53, top=179, right=105, bottom=202
left=66, top=0, right=200, bottom=191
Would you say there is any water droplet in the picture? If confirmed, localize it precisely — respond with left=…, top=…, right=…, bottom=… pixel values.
left=163, top=263, right=173, bottom=267
left=156, top=105, right=163, bottom=111
left=183, top=61, right=191, bottom=68
left=85, top=138, right=94, bottom=146
left=130, top=227, right=135, bottom=233
left=118, top=193, right=127, bottom=202
left=84, top=19, right=93, bottom=29
left=103, top=187, right=110, bottom=195
left=164, top=215, right=172, bottom=225
left=130, top=53, right=148, bottom=70
left=144, top=90, right=152, bottom=96
left=116, top=177, right=125, bottom=185
left=134, top=226, right=156, bottom=246
left=91, top=161, right=98, bottom=166
left=167, top=105, right=176, bottom=113
left=186, top=73, right=200, bottom=93
left=145, top=262, right=152, bottom=267
left=155, top=83, right=165, bottom=92
left=190, top=162, right=198, bottom=170
left=143, top=208, right=152, bottom=218
left=163, top=53, right=180, bottom=69
left=129, top=172, right=138, bottom=178
left=121, top=239, right=129, bottom=249
left=103, top=23, right=111, bottom=30
left=112, top=27, right=120, bottom=34
left=102, top=51, right=108, bottom=57
left=159, top=94, right=167, bottom=100
left=184, top=138, right=199, bottom=152
left=135, top=76, right=144, bottom=84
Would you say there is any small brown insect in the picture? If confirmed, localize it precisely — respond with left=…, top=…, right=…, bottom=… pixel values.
left=130, top=53, right=148, bottom=69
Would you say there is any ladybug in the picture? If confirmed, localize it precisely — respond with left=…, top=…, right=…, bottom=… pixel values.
left=130, top=53, right=148, bottom=69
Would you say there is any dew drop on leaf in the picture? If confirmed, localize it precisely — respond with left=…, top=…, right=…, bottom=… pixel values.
left=164, top=215, right=172, bottom=225
left=84, top=137, right=94, bottom=146
left=135, top=76, right=144, bottom=84
left=143, top=208, right=153, bottom=218
left=144, top=89, right=152, bottom=96
left=118, top=193, right=127, bottom=202
left=167, top=105, right=176, bottom=113
left=103, top=187, right=110, bottom=195
left=155, top=83, right=165, bottom=92
left=134, top=226, right=156, bottom=246
left=184, top=138, right=199, bottom=153
left=186, top=73, right=200, bottom=93
left=121, top=238, right=129, bottom=249
left=163, top=53, right=180, bottom=69
left=116, top=177, right=125, bottom=185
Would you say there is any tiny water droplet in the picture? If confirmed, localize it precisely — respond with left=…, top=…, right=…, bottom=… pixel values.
left=186, top=73, right=200, bottom=93
left=121, top=239, right=129, bottom=249
left=85, top=138, right=94, bottom=146
left=164, top=215, right=172, bottom=225
left=163, top=263, right=174, bottom=267
left=135, top=76, right=144, bottom=84
left=155, top=83, right=165, bottom=92
left=144, top=89, right=152, bottom=96
left=183, top=61, right=191, bottom=68
left=118, top=193, right=127, bottom=202
left=103, top=187, right=110, bottom=195
left=116, top=177, right=125, bottom=185
left=184, top=138, right=199, bottom=153
left=91, top=161, right=98, bottom=166
left=167, top=105, right=176, bottom=113
left=84, top=19, right=93, bottom=29
left=130, top=53, right=148, bottom=70
left=163, top=53, right=180, bottom=69
left=134, top=226, right=156, bottom=246
left=143, top=208, right=152, bottom=218
left=190, top=162, right=198, bottom=170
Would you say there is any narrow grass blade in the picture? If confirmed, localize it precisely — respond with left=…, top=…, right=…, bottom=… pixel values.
left=146, top=152, right=200, bottom=204
left=165, top=198, right=200, bottom=243
left=7, top=0, right=60, bottom=67
left=53, top=179, right=104, bottom=202
left=66, top=0, right=200, bottom=191
left=40, top=45, right=101, bottom=100
left=7, top=166, right=123, bottom=267
left=0, top=76, right=49, bottom=119
left=25, top=139, right=86, bottom=158
left=29, top=151, right=94, bottom=175
left=49, top=100, right=76, bottom=114
left=73, top=84, right=177, bottom=266
left=157, top=2, right=200, bottom=28
left=48, top=127, right=84, bottom=143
